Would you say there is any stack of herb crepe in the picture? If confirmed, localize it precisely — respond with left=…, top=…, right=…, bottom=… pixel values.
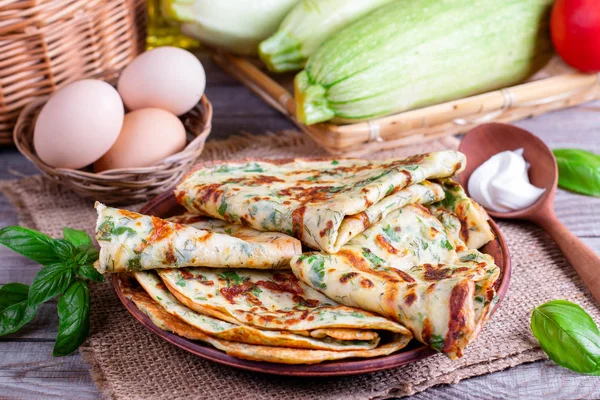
left=95, top=150, right=500, bottom=363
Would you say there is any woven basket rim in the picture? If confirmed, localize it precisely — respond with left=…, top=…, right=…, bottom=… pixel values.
left=14, top=94, right=212, bottom=178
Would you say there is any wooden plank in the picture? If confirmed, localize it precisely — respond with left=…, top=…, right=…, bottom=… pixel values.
left=0, top=302, right=58, bottom=340
left=0, top=342, right=98, bottom=400
left=415, top=361, right=600, bottom=400
left=211, top=116, right=295, bottom=139
left=1, top=343, right=600, bottom=400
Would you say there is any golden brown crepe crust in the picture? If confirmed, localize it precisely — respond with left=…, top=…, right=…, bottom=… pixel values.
left=120, top=275, right=412, bottom=364
left=175, top=153, right=465, bottom=253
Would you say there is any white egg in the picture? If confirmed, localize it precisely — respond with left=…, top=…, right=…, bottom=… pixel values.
left=33, top=80, right=124, bottom=169
left=117, top=47, right=206, bottom=116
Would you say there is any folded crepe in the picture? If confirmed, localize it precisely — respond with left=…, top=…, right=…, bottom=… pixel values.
left=174, top=151, right=465, bottom=253
left=157, top=267, right=412, bottom=340
left=290, top=198, right=499, bottom=359
left=429, top=179, right=495, bottom=250
left=121, top=275, right=411, bottom=364
left=94, top=203, right=301, bottom=273
left=134, top=271, right=411, bottom=350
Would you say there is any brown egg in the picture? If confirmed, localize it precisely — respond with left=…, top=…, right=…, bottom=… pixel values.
left=94, top=108, right=186, bottom=172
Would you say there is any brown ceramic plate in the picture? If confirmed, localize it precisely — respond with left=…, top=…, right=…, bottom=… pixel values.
left=112, top=191, right=511, bottom=377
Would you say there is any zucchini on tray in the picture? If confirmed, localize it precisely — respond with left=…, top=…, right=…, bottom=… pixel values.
left=178, top=0, right=600, bottom=155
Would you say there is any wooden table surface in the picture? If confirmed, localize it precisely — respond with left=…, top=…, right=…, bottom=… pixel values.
left=1, top=56, right=600, bottom=399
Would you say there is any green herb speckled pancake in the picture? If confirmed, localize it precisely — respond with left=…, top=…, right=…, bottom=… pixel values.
left=94, top=203, right=301, bottom=273
left=121, top=275, right=411, bottom=364
left=133, top=271, right=403, bottom=351
left=290, top=203, right=500, bottom=359
left=157, top=267, right=413, bottom=342
left=174, top=151, right=465, bottom=252
left=429, top=179, right=495, bottom=249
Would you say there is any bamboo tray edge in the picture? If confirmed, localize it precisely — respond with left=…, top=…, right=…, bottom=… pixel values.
left=212, top=52, right=600, bottom=157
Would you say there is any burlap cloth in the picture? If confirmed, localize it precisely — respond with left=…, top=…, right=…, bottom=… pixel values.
left=2, top=131, right=598, bottom=399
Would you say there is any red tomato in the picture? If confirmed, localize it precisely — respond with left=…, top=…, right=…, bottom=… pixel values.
left=551, top=0, right=600, bottom=72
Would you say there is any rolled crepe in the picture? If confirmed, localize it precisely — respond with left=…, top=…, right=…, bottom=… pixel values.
left=94, top=203, right=301, bottom=273
left=174, top=151, right=465, bottom=252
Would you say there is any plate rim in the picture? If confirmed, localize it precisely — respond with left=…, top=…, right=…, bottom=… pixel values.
left=111, top=190, right=511, bottom=377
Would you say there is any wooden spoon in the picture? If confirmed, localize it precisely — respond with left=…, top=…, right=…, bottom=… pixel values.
left=458, top=122, right=600, bottom=304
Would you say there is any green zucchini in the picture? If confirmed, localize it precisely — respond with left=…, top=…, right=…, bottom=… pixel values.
left=259, top=0, right=395, bottom=73
left=295, top=0, right=554, bottom=125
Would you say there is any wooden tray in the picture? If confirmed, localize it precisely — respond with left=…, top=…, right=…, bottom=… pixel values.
left=212, top=53, right=600, bottom=157
left=112, top=190, right=512, bottom=377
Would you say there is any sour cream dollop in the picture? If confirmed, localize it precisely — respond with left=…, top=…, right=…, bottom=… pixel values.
left=468, top=149, right=545, bottom=213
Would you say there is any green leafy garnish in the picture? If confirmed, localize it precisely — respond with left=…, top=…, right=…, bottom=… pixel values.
left=217, top=200, right=228, bottom=217
left=553, top=149, right=600, bottom=197
left=53, top=280, right=90, bottom=356
left=402, top=165, right=419, bottom=171
left=307, top=255, right=326, bottom=289
left=530, top=300, right=600, bottom=375
left=362, top=248, right=386, bottom=268
left=0, top=226, right=61, bottom=266
left=127, top=256, right=143, bottom=271
left=0, top=298, right=38, bottom=336
left=0, top=283, right=29, bottom=311
left=243, top=163, right=265, bottom=173
left=460, top=253, right=478, bottom=262
left=111, top=226, right=137, bottom=237
left=439, top=189, right=459, bottom=210
left=96, top=220, right=115, bottom=241
left=382, top=225, right=400, bottom=242
left=28, top=263, right=74, bottom=306
left=0, top=226, right=100, bottom=356
left=218, top=271, right=246, bottom=286
left=430, top=334, right=445, bottom=351
left=440, top=238, right=454, bottom=250
left=63, top=228, right=92, bottom=248
left=250, top=286, right=263, bottom=297
left=385, top=184, right=395, bottom=196
left=76, top=264, right=104, bottom=283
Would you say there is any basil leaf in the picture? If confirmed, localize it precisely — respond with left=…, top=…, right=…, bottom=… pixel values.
left=51, top=239, right=79, bottom=262
left=0, top=300, right=38, bottom=336
left=53, top=280, right=90, bottom=356
left=0, top=226, right=60, bottom=266
left=553, top=149, right=600, bottom=197
left=530, top=300, right=600, bottom=375
left=63, top=228, right=92, bottom=248
left=28, top=263, right=74, bottom=306
left=77, top=264, right=104, bottom=283
left=0, top=283, right=29, bottom=311
left=82, top=246, right=100, bottom=263
left=63, top=228, right=98, bottom=261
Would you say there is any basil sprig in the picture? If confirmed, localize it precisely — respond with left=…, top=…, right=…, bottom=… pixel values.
left=0, top=226, right=102, bottom=356
left=531, top=300, right=600, bottom=375
left=553, top=149, right=600, bottom=198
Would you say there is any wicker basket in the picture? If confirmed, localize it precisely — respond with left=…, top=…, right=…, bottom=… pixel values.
left=14, top=77, right=213, bottom=205
left=0, top=0, right=147, bottom=145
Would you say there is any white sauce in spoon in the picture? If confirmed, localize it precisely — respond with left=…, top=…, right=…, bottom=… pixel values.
left=468, top=149, right=545, bottom=213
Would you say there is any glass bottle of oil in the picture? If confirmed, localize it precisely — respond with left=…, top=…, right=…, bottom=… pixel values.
left=146, top=0, right=198, bottom=49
